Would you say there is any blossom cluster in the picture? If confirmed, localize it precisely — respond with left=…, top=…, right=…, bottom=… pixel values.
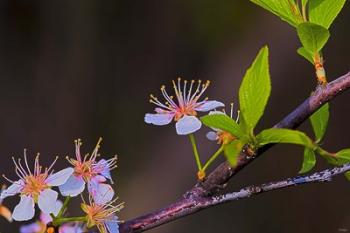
left=0, top=139, right=122, bottom=233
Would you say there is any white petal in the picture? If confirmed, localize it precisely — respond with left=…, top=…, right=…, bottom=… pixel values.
left=12, top=195, right=35, bottom=221
left=175, top=115, right=202, bottom=135
left=89, top=183, right=114, bottom=205
left=206, top=131, right=218, bottom=141
left=144, top=113, right=174, bottom=126
left=0, top=180, right=24, bottom=199
left=38, top=189, right=58, bottom=214
left=195, top=101, right=225, bottom=112
left=59, top=175, right=86, bottom=197
left=46, top=167, right=74, bottom=186
left=105, top=216, right=119, bottom=233
left=209, top=110, right=225, bottom=115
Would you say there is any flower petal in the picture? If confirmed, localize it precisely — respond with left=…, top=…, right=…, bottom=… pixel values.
left=144, top=113, right=174, bottom=126
left=105, top=216, right=119, bottom=233
left=46, top=167, right=74, bottom=186
left=59, top=225, right=84, bottom=233
left=195, top=100, right=225, bottom=112
left=20, top=222, right=41, bottom=233
left=94, top=159, right=112, bottom=180
left=0, top=180, right=24, bottom=199
left=206, top=131, right=218, bottom=141
left=38, top=189, right=58, bottom=214
left=88, top=182, right=114, bottom=205
left=40, top=200, right=62, bottom=224
left=59, top=175, right=86, bottom=197
left=12, top=195, right=35, bottom=221
left=175, top=115, right=202, bottom=135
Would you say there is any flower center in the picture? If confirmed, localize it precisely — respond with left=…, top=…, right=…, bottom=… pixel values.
left=74, top=161, right=95, bottom=181
left=174, top=107, right=197, bottom=121
left=22, top=174, right=49, bottom=199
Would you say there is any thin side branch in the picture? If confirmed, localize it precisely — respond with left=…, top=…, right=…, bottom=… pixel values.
left=120, top=72, right=350, bottom=233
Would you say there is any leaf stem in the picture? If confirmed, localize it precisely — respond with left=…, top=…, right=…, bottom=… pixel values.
left=202, top=146, right=224, bottom=171
left=189, top=134, right=202, bottom=171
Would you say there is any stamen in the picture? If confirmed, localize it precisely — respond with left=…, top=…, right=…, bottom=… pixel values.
left=47, top=156, right=59, bottom=173
left=23, top=149, right=33, bottom=176
left=230, top=102, right=234, bottom=119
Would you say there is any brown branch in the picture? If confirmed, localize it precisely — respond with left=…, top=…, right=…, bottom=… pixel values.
left=120, top=71, right=350, bottom=233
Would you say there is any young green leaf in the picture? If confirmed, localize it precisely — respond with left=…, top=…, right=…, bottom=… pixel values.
left=239, top=46, right=271, bottom=133
left=256, top=128, right=315, bottom=148
left=309, top=0, right=347, bottom=29
left=297, top=47, right=314, bottom=64
left=335, top=149, right=350, bottom=163
left=322, top=148, right=350, bottom=166
left=344, top=171, right=350, bottom=181
left=310, top=103, right=329, bottom=142
left=250, top=0, right=303, bottom=27
left=297, top=22, right=330, bottom=54
left=201, top=114, right=244, bottom=138
left=299, top=147, right=316, bottom=174
left=224, top=140, right=245, bottom=166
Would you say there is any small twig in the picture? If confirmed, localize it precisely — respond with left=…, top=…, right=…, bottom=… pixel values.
left=120, top=71, right=350, bottom=233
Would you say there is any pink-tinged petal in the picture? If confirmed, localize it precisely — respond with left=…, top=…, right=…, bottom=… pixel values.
left=12, top=195, right=35, bottom=221
left=20, top=222, right=41, bottom=233
left=195, top=100, right=225, bottom=112
left=88, top=182, right=114, bottom=205
left=144, top=113, right=174, bottom=126
left=59, top=175, right=86, bottom=197
left=0, top=180, right=24, bottom=199
left=59, top=225, right=84, bottom=233
left=175, top=115, right=202, bottom=135
left=46, top=168, right=74, bottom=186
left=94, top=160, right=112, bottom=180
left=206, top=131, right=218, bottom=141
left=105, top=216, right=119, bottom=233
left=38, top=189, right=58, bottom=214
left=40, top=200, right=62, bottom=223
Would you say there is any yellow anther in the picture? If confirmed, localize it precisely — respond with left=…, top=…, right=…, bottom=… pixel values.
left=160, top=85, right=165, bottom=90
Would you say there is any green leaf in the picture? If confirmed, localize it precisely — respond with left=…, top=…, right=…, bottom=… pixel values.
left=256, top=128, right=315, bottom=148
left=299, top=148, right=316, bottom=174
left=344, top=171, right=350, bottom=181
left=250, top=0, right=303, bottom=27
left=335, top=149, right=350, bottom=163
left=297, top=22, right=330, bottom=54
left=239, top=46, right=271, bottom=133
left=323, top=148, right=350, bottom=166
left=297, top=47, right=314, bottom=64
left=200, top=114, right=244, bottom=138
left=224, top=140, right=245, bottom=166
left=309, top=0, right=347, bottom=29
left=310, top=103, right=329, bottom=142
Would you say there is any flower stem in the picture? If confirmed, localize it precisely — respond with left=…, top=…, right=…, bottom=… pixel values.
left=202, top=146, right=224, bottom=171
left=189, top=134, right=202, bottom=171
left=52, top=216, right=87, bottom=226
left=56, top=196, right=71, bottom=218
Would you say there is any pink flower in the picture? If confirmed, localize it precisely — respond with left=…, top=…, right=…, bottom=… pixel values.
left=59, top=139, right=117, bottom=204
left=1, top=152, right=73, bottom=221
left=145, top=78, right=224, bottom=135
left=81, top=194, right=123, bottom=233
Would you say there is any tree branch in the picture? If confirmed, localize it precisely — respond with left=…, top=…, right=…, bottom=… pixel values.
left=120, top=71, right=350, bottom=233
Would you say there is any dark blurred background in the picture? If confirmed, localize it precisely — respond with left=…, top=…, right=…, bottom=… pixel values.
left=0, top=1, right=349, bottom=232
